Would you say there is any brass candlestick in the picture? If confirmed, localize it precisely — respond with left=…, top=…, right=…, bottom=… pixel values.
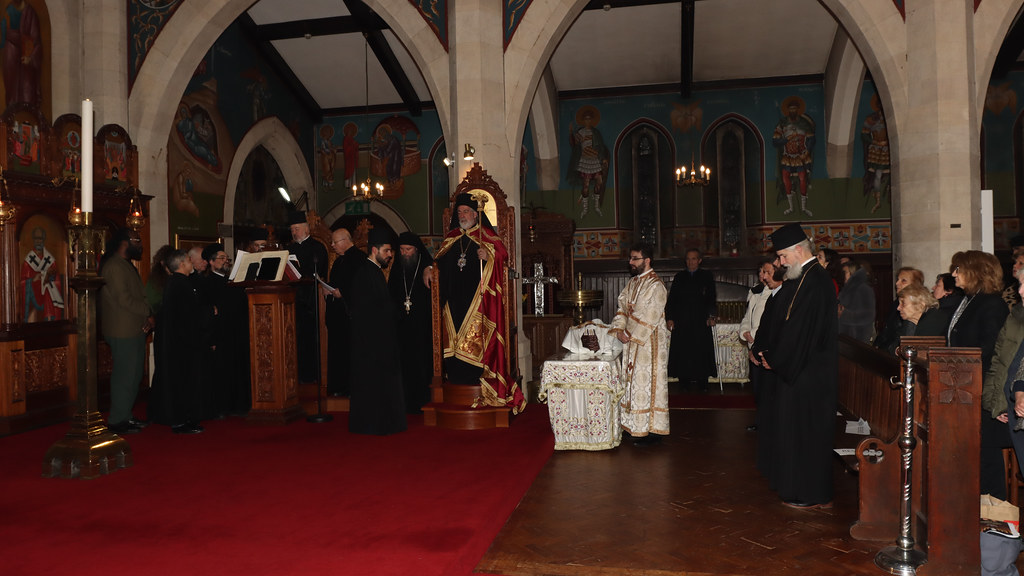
left=43, top=212, right=133, bottom=479
left=557, top=272, right=603, bottom=326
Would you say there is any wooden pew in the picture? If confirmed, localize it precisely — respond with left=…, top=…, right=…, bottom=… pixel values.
left=838, top=335, right=981, bottom=574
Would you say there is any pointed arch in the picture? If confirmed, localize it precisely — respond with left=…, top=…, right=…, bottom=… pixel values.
left=974, top=0, right=1024, bottom=118
left=319, top=199, right=410, bottom=235
left=223, top=116, right=314, bottom=251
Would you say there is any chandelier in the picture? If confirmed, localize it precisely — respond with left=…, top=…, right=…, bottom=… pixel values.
left=676, top=153, right=710, bottom=187
left=352, top=33, right=383, bottom=201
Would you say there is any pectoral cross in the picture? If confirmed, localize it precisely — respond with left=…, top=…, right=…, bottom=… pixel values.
left=522, top=262, right=558, bottom=316
left=404, top=296, right=412, bottom=313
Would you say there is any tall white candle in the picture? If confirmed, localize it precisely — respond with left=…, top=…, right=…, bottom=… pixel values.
left=81, top=99, right=93, bottom=213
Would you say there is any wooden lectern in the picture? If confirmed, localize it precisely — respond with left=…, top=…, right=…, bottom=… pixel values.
left=243, top=282, right=302, bottom=424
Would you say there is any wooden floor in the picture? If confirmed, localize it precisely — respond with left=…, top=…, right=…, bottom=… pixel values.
left=476, top=383, right=889, bottom=576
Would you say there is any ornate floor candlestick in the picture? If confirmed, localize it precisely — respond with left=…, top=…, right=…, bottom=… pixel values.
left=43, top=212, right=132, bottom=479
left=874, top=345, right=927, bottom=575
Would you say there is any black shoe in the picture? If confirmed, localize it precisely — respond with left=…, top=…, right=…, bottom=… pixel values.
left=633, top=435, right=663, bottom=446
left=746, top=425, right=758, bottom=432
left=128, top=418, right=149, bottom=429
left=108, top=421, right=141, bottom=435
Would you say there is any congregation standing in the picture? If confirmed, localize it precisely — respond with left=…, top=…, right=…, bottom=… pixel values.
left=95, top=207, right=1024, bottom=516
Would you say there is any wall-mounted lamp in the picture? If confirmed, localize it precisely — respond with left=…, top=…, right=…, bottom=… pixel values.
left=463, top=144, right=475, bottom=161
left=0, top=167, right=14, bottom=229
left=278, top=186, right=291, bottom=202
left=442, top=153, right=456, bottom=167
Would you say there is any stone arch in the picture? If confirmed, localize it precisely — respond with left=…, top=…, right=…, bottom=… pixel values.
left=320, top=199, right=410, bottom=235
left=820, top=0, right=908, bottom=153
left=129, top=0, right=452, bottom=245
left=363, top=0, right=453, bottom=143
left=823, top=29, right=866, bottom=178
left=503, top=0, right=590, bottom=182
left=975, top=0, right=1024, bottom=118
left=129, top=0, right=266, bottom=244
left=222, top=116, right=313, bottom=251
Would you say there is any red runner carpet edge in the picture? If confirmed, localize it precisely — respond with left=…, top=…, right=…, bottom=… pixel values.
left=0, top=406, right=553, bottom=576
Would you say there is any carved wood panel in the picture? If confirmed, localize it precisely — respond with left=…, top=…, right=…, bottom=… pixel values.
left=253, top=303, right=274, bottom=403
left=24, top=347, right=68, bottom=393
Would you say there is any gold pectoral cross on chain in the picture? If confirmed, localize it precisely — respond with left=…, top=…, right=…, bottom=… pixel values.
left=404, top=296, right=412, bottom=314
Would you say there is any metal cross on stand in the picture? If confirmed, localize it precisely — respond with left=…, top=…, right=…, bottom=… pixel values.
left=522, top=262, right=558, bottom=316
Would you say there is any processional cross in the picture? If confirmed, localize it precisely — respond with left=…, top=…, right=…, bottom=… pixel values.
left=522, top=262, right=558, bottom=316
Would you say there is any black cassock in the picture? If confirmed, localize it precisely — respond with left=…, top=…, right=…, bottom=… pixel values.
left=325, top=245, right=364, bottom=397
left=150, top=272, right=203, bottom=427
left=348, top=258, right=407, bottom=435
left=665, top=268, right=717, bottom=381
left=205, top=272, right=251, bottom=417
left=437, top=235, right=485, bottom=385
left=387, top=248, right=434, bottom=413
left=750, top=283, right=793, bottom=480
left=760, top=260, right=838, bottom=506
left=287, top=237, right=328, bottom=383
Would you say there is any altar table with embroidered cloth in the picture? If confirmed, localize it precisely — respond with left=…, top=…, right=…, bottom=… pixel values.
left=539, top=352, right=623, bottom=450
left=710, top=323, right=749, bottom=385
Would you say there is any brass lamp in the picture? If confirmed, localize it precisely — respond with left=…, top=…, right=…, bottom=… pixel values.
left=0, top=167, right=14, bottom=228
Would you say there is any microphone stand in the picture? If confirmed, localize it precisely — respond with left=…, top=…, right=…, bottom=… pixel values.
left=307, top=253, right=332, bottom=423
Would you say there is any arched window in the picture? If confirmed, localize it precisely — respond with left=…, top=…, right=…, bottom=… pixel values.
left=704, top=117, right=763, bottom=256
left=615, top=121, right=674, bottom=255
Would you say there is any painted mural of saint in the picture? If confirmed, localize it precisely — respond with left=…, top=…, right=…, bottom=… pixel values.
left=861, top=94, right=890, bottom=214
left=772, top=96, right=815, bottom=217
left=21, top=226, right=63, bottom=322
left=342, top=122, right=358, bottom=188
left=375, top=124, right=403, bottom=183
left=567, top=105, right=609, bottom=219
left=319, top=124, right=337, bottom=190
left=0, top=0, right=41, bottom=110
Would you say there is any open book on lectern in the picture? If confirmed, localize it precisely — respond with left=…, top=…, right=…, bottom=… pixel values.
left=229, top=250, right=302, bottom=282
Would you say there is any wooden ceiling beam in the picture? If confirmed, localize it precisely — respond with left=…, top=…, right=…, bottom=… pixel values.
left=343, top=0, right=422, bottom=117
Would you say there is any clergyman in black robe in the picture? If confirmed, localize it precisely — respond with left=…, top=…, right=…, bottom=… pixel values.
left=388, top=231, right=435, bottom=413
left=759, top=223, right=839, bottom=508
left=150, top=249, right=205, bottom=434
left=287, top=210, right=329, bottom=384
left=325, top=227, right=363, bottom=397
left=202, top=243, right=251, bottom=417
left=348, top=229, right=407, bottom=435
left=665, top=249, right=718, bottom=386
left=750, top=262, right=794, bottom=481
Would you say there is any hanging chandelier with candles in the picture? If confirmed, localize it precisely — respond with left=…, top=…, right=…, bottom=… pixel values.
left=676, top=153, right=710, bottom=188
left=352, top=33, right=383, bottom=202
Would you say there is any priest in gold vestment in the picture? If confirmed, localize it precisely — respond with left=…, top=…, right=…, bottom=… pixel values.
left=609, top=243, right=670, bottom=445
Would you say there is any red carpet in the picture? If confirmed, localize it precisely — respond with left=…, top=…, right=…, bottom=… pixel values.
left=0, top=407, right=553, bottom=576
left=669, top=393, right=755, bottom=410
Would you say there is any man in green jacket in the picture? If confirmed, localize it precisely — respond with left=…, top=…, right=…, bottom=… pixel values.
left=100, top=228, right=153, bottom=435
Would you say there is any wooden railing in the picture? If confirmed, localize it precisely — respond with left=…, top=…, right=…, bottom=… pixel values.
left=839, top=335, right=981, bottom=574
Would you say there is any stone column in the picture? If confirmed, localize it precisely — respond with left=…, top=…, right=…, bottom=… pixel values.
left=893, top=0, right=979, bottom=279
left=447, top=1, right=533, bottom=379
left=82, top=0, right=128, bottom=129
left=448, top=0, right=515, bottom=189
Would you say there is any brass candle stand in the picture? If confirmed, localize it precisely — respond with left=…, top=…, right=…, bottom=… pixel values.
left=43, top=212, right=132, bottom=479
left=557, top=273, right=603, bottom=326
